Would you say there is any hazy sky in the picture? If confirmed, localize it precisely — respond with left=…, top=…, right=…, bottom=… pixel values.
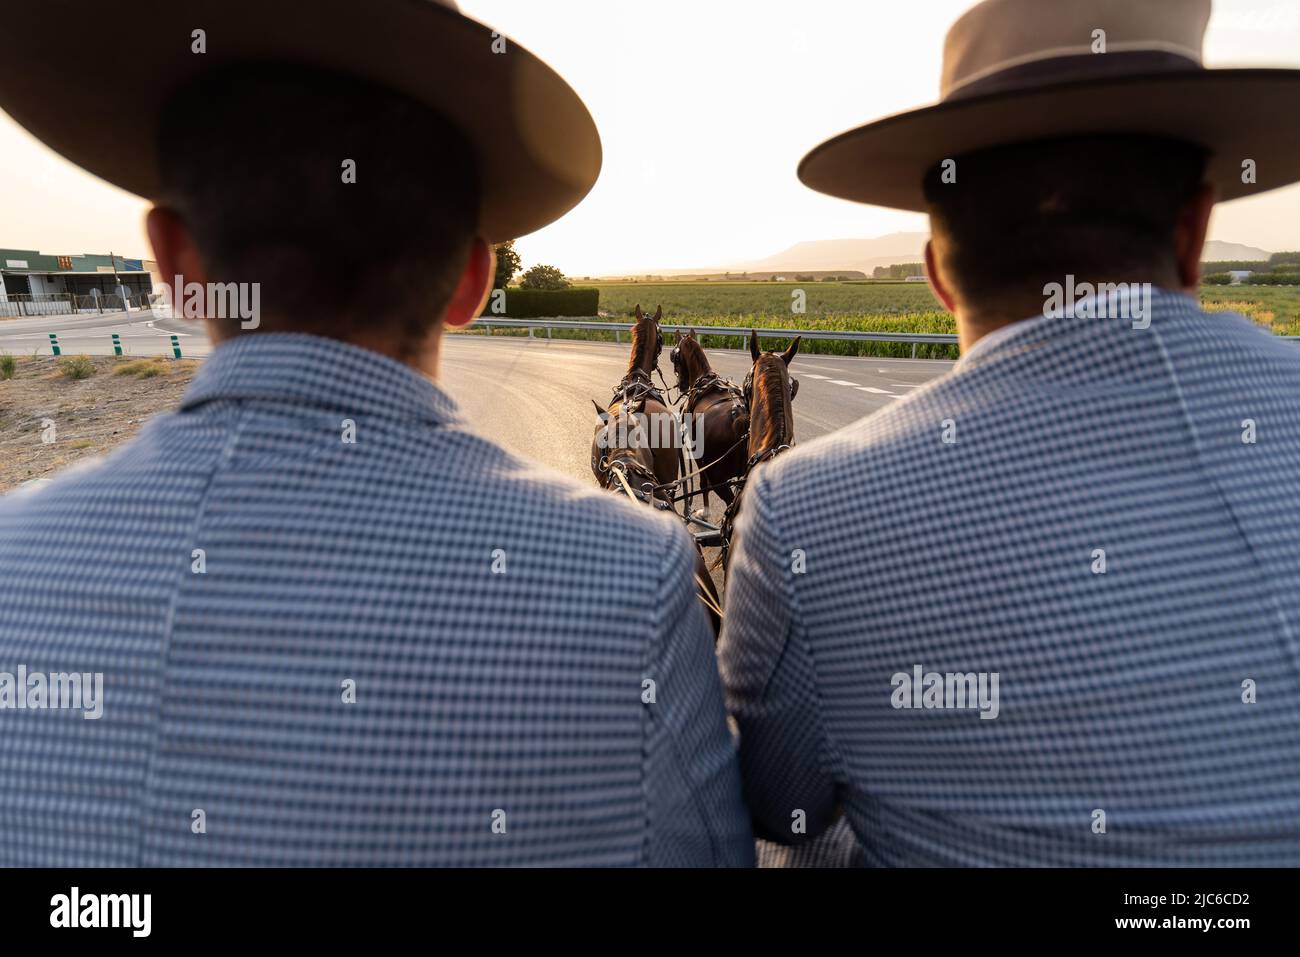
left=2, top=0, right=1298, bottom=275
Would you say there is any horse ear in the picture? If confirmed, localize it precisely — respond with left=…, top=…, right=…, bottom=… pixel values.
left=781, top=336, right=802, bottom=366
left=592, top=399, right=606, bottom=418
left=634, top=304, right=642, bottom=320
left=749, top=330, right=761, bottom=363
left=654, top=305, right=662, bottom=321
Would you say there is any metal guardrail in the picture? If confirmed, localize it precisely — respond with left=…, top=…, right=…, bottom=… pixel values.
left=471, top=317, right=959, bottom=357
left=471, top=316, right=1300, bottom=350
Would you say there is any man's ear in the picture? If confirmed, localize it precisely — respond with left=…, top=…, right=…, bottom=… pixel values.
left=443, top=237, right=494, bottom=328
left=145, top=206, right=207, bottom=292
left=1175, top=183, right=1215, bottom=291
left=924, top=238, right=957, bottom=313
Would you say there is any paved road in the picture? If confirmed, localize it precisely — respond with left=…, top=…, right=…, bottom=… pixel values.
left=0, top=310, right=201, bottom=356
left=1, top=312, right=954, bottom=487
left=441, top=334, right=953, bottom=487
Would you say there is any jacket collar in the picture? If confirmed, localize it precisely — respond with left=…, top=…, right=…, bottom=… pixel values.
left=955, top=286, right=1199, bottom=370
left=180, top=332, right=462, bottom=426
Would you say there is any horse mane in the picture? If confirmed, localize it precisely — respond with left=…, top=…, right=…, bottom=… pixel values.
left=753, top=357, right=791, bottom=449
left=628, top=317, right=657, bottom=374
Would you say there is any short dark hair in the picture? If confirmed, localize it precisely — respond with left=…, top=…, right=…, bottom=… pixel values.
left=922, top=135, right=1208, bottom=302
left=158, top=63, right=482, bottom=351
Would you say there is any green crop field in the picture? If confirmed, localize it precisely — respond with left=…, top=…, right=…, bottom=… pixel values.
left=1198, top=285, right=1300, bottom=336
left=593, top=280, right=941, bottom=319
left=463, top=280, right=1300, bottom=359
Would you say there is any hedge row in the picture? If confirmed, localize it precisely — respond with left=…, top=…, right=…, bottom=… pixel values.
left=479, top=287, right=599, bottom=318
left=1204, top=272, right=1300, bottom=286
left=1245, top=272, right=1300, bottom=285
left=1201, top=261, right=1269, bottom=273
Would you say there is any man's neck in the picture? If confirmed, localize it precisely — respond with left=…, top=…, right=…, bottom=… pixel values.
left=955, top=276, right=1187, bottom=353
left=344, top=328, right=443, bottom=381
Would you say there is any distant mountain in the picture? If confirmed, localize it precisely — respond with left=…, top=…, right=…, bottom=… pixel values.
left=742, top=235, right=1274, bottom=271
left=1201, top=240, right=1271, bottom=262
left=600, top=234, right=1274, bottom=280
left=731, top=232, right=929, bottom=273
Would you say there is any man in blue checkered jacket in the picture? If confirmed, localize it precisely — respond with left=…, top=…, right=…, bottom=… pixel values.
left=0, top=4, right=751, bottom=867
left=720, top=0, right=1300, bottom=866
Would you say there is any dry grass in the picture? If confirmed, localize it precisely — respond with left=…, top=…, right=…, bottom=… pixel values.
left=0, top=355, right=199, bottom=492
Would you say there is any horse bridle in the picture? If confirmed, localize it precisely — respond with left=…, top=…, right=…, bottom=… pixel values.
left=741, top=368, right=799, bottom=408
left=596, top=447, right=673, bottom=510
left=616, top=327, right=667, bottom=405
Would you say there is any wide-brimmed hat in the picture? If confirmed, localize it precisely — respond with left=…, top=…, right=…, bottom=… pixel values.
left=798, top=0, right=1300, bottom=211
left=0, top=0, right=600, bottom=240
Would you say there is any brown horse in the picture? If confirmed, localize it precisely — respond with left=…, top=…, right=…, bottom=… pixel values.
left=670, top=330, right=749, bottom=515
left=590, top=304, right=679, bottom=502
left=721, top=330, right=801, bottom=571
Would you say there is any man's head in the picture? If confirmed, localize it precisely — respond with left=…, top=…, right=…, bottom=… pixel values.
left=922, top=135, right=1214, bottom=339
left=147, top=63, right=493, bottom=366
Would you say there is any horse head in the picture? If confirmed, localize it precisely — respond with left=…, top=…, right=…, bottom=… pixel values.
left=743, top=330, right=801, bottom=462
left=629, top=304, right=664, bottom=376
left=670, top=327, right=709, bottom=393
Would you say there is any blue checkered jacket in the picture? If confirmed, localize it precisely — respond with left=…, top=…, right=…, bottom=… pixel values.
left=720, top=290, right=1300, bottom=866
left=0, top=334, right=753, bottom=866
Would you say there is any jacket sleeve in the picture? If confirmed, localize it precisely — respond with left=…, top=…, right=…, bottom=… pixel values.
left=643, top=524, right=755, bottom=866
left=718, top=468, right=841, bottom=845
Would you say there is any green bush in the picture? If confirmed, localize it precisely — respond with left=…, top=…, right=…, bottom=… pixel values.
left=1267, top=251, right=1300, bottom=268
left=58, top=355, right=96, bottom=380
left=518, top=264, right=570, bottom=290
left=479, top=287, right=599, bottom=318
left=1246, top=272, right=1300, bottom=285
left=0, top=353, right=15, bottom=380
left=1202, top=272, right=1232, bottom=285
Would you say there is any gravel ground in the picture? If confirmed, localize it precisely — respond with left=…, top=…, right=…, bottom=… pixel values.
left=0, top=355, right=199, bottom=493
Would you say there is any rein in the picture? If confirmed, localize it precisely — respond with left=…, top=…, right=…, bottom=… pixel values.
left=664, top=433, right=749, bottom=495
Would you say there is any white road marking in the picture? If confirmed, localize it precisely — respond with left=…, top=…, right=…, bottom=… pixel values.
left=802, top=373, right=829, bottom=379
left=829, top=379, right=858, bottom=386
left=856, top=386, right=899, bottom=395
left=801, top=362, right=857, bottom=373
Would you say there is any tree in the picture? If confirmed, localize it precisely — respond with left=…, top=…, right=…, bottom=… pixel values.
left=519, top=264, right=570, bottom=290
left=493, top=240, right=521, bottom=290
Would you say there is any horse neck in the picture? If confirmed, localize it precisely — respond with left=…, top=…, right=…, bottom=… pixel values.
left=628, top=319, right=658, bottom=375
left=748, top=362, right=792, bottom=458
left=682, top=339, right=712, bottom=383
